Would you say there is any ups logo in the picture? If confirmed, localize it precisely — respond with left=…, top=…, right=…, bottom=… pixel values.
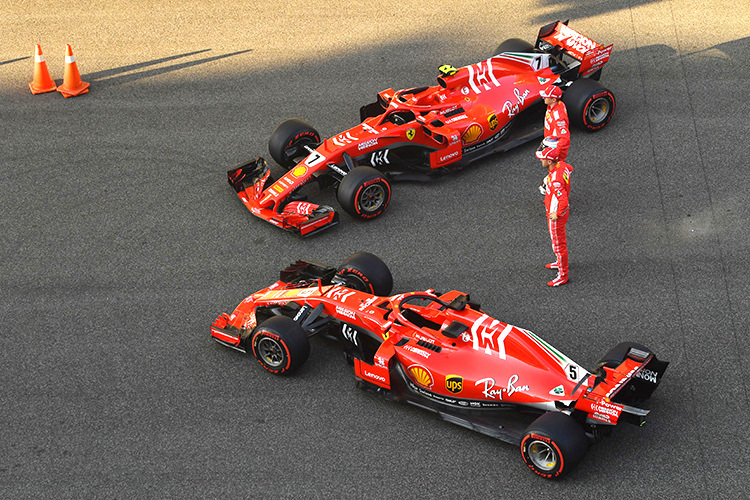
left=445, top=374, right=463, bottom=394
left=488, top=113, right=499, bottom=131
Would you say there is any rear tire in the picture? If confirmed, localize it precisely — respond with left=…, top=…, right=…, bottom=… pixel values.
left=563, top=79, right=616, bottom=131
left=268, top=119, right=322, bottom=169
left=335, top=252, right=393, bottom=296
left=249, top=316, right=310, bottom=375
left=336, top=166, right=392, bottom=220
left=494, top=38, right=535, bottom=55
left=520, top=412, right=588, bottom=479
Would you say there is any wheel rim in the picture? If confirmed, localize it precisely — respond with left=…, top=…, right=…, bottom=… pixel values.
left=257, top=336, right=285, bottom=368
left=586, top=96, right=610, bottom=125
left=338, top=273, right=371, bottom=293
left=528, top=440, right=558, bottom=471
left=359, top=184, right=385, bottom=212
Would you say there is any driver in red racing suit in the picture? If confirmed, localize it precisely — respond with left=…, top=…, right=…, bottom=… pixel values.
left=537, top=146, right=573, bottom=287
left=540, top=85, right=570, bottom=161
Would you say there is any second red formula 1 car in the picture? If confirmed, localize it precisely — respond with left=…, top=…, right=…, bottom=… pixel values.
left=211, top=253, right=668, bottom=478
left=228, top=20, right=616, bottom=236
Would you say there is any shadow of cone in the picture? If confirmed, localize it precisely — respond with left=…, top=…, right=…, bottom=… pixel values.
left=29, top=44, right=57, bottom=94
left=57, top=44, right=89, bottom=98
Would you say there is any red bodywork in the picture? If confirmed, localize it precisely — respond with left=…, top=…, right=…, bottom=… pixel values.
left=227, top=21, right=614, bottom=236
left=211, top=260, right=666, bottom=436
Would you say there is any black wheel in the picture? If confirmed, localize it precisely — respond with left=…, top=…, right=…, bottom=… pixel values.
left=493, top=38, right=535, bottom=56
left=562, top=79, right=616, bottom=131
left=249, top=316, right=310, bottom=375
left=268, top=118, right=321, bottom=169
left=336, top=166, right=391, bottom=220
left=520, top=412, right=588, bottom=479
left=335, top=252, right=393, bottom=296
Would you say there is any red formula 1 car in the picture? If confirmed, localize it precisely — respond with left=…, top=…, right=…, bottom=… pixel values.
left=211, top=253, right=668, bottom=478
left=227, top=20, right=616, bottom=236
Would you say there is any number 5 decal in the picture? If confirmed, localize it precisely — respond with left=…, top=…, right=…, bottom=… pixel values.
left=565, top=362, right=585, bottom=382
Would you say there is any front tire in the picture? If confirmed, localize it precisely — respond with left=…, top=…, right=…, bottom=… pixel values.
left=336, top=166, right=392, bottom=221
left=249, top=316, right=310, bottom=375
left=563, top=79, right=616, bottom=131
left=335, top=252, right=393, bottom=296
left=268, top=118, right=321, bottom=169
left=520, top=412, right=588, bottom=479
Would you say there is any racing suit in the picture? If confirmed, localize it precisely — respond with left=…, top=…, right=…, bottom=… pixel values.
left=543, top=161, right=573, bottom=278
left=543, top=101, right=570, bottom=161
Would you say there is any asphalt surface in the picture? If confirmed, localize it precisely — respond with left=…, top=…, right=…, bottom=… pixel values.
left=2, top=1, right=748, bottom=498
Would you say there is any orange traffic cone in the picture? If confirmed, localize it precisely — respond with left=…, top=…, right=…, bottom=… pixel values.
left=29, top=44, right=57, bottom=94
left=57, top=44, right=89, bottom=98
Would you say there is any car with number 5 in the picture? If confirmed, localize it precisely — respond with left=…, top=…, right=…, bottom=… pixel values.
left=227, top=20, right=617, bottom=236
left=211, top=252, right=668, bottom=478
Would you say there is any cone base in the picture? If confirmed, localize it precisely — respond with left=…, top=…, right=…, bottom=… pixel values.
left=29, top=81, right=58, bottom=94
left=57, top=81, right=90, bottom=98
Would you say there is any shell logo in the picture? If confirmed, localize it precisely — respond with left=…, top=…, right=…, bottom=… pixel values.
left=408, top=365, right=434, bottom=388
left=462, top=124, right=483, bottom=144
left=292, top=165, right=307, bottom=177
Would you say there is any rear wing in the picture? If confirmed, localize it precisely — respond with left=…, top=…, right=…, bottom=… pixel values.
left=536, top=20, right=613, bottom=78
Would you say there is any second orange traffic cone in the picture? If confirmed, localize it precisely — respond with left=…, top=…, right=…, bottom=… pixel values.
left=29, top=44, right=57, bottom=94
left=57, top=44, right=89, bottom=98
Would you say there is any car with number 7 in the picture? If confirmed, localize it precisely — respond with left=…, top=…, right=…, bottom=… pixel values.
left=211, top=252, right=669, bottom=478
left=227, top=20, right=617, bottom=236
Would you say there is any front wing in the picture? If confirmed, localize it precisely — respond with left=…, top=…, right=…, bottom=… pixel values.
left=227, top=158, right=338, bottom=237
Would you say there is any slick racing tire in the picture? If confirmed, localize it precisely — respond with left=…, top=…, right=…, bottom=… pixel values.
left=268, top=118, right=322, bottom=169
left=249, top=316, right=310, bottom=375
left=520, top=412, right=588, bottom=479
left=335, top=252, right=393, bottom=296
left=493, top=38, right=535, bottom=56
left=563, top=78, right=616, bottom=131
left=336, top=166, right=392, bottom=221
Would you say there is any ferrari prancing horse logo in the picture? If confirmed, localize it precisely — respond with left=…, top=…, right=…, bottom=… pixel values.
left=406, top=128, right=416, bottom=141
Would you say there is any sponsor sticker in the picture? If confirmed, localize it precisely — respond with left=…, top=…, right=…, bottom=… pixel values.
left=357, top=138, right=378, bottom=150
left=336, top=306, right=357, bottom=320
left=404, top=344, right=431, bottom=359
left=408, top=365, right=434, bottom=388
left=636, top=368, right=658, bottom=383
left=487, top=113, right=498, bottom=131
left=445, top=375, right=463, bottom=394
left=342, top=324, right=359, bottom=346
left=462, top=124, right=483, bottom=144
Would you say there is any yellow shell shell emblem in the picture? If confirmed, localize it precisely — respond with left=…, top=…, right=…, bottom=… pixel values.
left=292, top=165, right=307, bottom=177
left=409, top=365, right=434, bottom=388
left=462, top=124, right=483, bottom=144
